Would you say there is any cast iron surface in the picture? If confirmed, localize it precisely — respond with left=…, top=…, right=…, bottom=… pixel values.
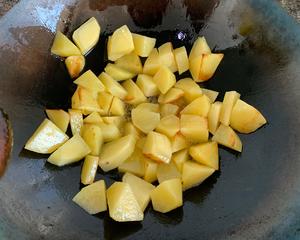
left=1, top=0, right=300, bottom=239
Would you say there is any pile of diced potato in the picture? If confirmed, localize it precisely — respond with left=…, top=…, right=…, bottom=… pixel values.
left=24, top=17, right=267, bottom=222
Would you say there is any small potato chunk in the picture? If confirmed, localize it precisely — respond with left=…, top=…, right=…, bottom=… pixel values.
left=160, top=103, right=179, bottom=118
left=212, top=124, right=242, bottom=152
left=158, top=42, right=177, bottom=72
left=198, top=53, right=224, bottom=82
left=182, top=161, right=215, bottom=191
left=153, top=66, right=176, bottom=94
left=136, top=74, right=159, bottom=97
left=109, top=97, right=125, bottom=116
left=157, top=162, right=181, bottom=183
left=118, top=148, right=146, bottom=177
left=143, top=48, right=161, bottom=75
left=74, top=70, right=105, bottom=94
left=104, top=63, right=136, bottom=81
left=83, top=112, right=103, bottom=124
left=115, top=52, right=143, bottom=74
left=46, top=109, right=70, bottom=133
left=81, top=155, right=99, bottom=185
left=123, top=121, right=143, bottom=139
left=25, top=119, right=69, bottom=154
left=175, top=78, right=202, bottom=103
left=51, top=31, right=81, bottom=57
left=107, top=182, right=144, bottom=222
left=107, top=36, right=123, bottom=61
left=122, top=79, right=147, bottom=105
left=189, top=55, right=202, bottom=81
left=208, top=101, right=222, bottom=134
left=73, top=180, right=107, bottom=214
left=132, top=33, right=156, bottom=57
left=82, top=124, right=103, bottom=156
left=172, top=149, right=189, bottom=172
left=97, top=91, right=114, bottom=115
left=143, top=131, right=172, bottom=164
left=122, top=172, right=155, bottom=211
left=202, top=88, right=219, bottom=103
left=189, top=37, right=211, bottom=60
left=230, top=99, right=267, bottom=134
left=65, top=55, right=85, bottom=78
left=158, top=88, right=184, bottom=104
left=189, top=142, right=219, bottom=170
left=98, top=134, right=136, bottom=172
left=68, top=109, right=83, bottom=136
left=143, top=159, right=158, bottom=183
left=174, top=46, right=189, bottom=74
left=48, top=134, right=91, bottom=166
left=180, top=95, right=211, bottom=117
left=98, top=122, right=121, bottom=142
left=220, top=91, right=241, bottom=126
left=151, top=178, right=183, bottom=213
left=155, top=115, right=180, bottom=138
left=102, top=116, right=125, bottom=129
left=180, top=114, right=209, bottom=143
left=170, top=133, right=190, bottom=153
left=98, top=72, right=127, bottom=99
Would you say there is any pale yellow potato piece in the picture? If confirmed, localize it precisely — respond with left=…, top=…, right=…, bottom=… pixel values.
left=122, top=172, right=155, bottom=211
left=202, top=88, right=219, bottom=103
left=189, top=55, right=202, bottom=81
left=160, top=103, right=179, bottom=118
left=98, top=134, right=136, bottom=172
left=48, top=134, right=91, bottom=166
left=180, top=114, right=208, bottom=143
left=102, top=116, right=125, bottom=129
left=208, top=101, right=222, bottom=134
left=151, top=178, right=182, bottom=213
left=104, top=63, right=136, bottom=81
left=189, top=37, right=211, bottom=60
left=153, top=66, right=176, bottom=94
left=132, top=33, right=156, bottom=57
left=115, top=52, right=143, bottom=74
left=180, top=95, right=211, bottom=117
left=157, top=162, right=181, bottom=183
left=155, top=115, right=180, bottom=138
left=189, top=142, right=219, bottom=170
left=81, top=155, right=99, bottom=185
left=98, top=72, right=127, bottom=99
left=198, top=53, right=224, bottom=82
left=174, top=46, right=189, bottom=74
left=122, top=79, right=147, bottom=105
left=123, top=121, right=143, bottom=139
left=136, top=74, right=159, bottom=97
left=143, top=159, right=158, bottom=183
left=97, top=91, right=114, bottom=115
left=143, top=131, right=172, bottom=164
left=220, top=91, right=241, bottom=126
left=135, top=103, right=160, bottom=113
left=73, top=180, right=107, bottom=214
left=72, top=17, right=101, bottom=55
left=172, top=149, right=189, bottom=172
left=107, top=36, right=123, bottom=61
left=107, top=182, right=143, bottom=222
left=170, top=133, right=190, bottom=153
left=82, top=124, right=103, bottom=156
left=182, top=161, right=215, bottom=191
left=46, top=109, right=70, bottom=133
left=212, top=124, right=242, bottom=152
left=158, top=88, right=184, bottom=104
left=109, top=97, right=125, bottom=116
left=68, top=109, right=83, bottom=136
left=158, top=42, right=177, bottom=72
left=230, top=99, right=267, bottom=134
left=175, top=78, right=202, bottom=103
left=98, top=122, right=121, bottom=142
left=65, top=55, right=85, bottom=78
left=51, top=31, right=81, bottom=57
left=25, top=119, right=69, bottom=154
left=83, top=112, right=103, bottom=124
left=74, top=70, right=105, bottom=93
left=143, top=48, right=161, bottom=75
left=136, top=137, right=147, bottom=150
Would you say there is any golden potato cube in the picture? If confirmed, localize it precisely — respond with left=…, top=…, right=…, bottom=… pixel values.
left=150, top=178, right=182, bottom=213
left=109, top=97, right=125, bottom=116
left=132, top=33, right=156, bottom=57
left=160, top=103, right=179, bottom=118
left=220, top=91, right=241, bottom=126
left=202, top=88, right=219, bottom=103
left=174, top=46, right=189, bottom=74
left=143, top=159, right=158, bottom=183
left=48, top=134, right=91, bottom=166
left=107, top=182, right=144, bottom=222
left=153, top=66, right=176, bottom=94
left=157, top=162, right=181, bottom=183
left=180, top=114, right=208, bottom=143
left=98, top=72, right=128, bottom=99
left=143, top=131, right=172, bottom=164
left=46, top=109, right=70, bottom=133
left=122, top=79, right=147, bottom=105
left=68, top=109, right=83, bottom=136
left=158, top=42, right=177, bottom=72
left=115, top=52, right=143, bottom=74
left=155, top=115, right=180, bottom=138
left=65, top=55, right=85, bottom=78
left=118, top=148, right=146, bottom=177
left=82, top=124, right=103, bottom=156
left=170, top=133, right=190, bottom=153
left=189, top=37, right=211, bottom=60
left=98, top=122, right=121, bottom=142
left=172, top=149, right=189, bottom=172
left=51, top=31, right=81, bottom=57
left=73, top=180, right=107, bottom=214
left=136, top=74, right=159, bottom=97
left=175, top=78, right=202, bottom=103
left=230, top=99, right=267, bottom=134
left=104, top=63, right=136, bottom=81
left=189, top=55, right=202, bottom=81
left=198, top=53, right=224, bottom=82
left=83, top=112, right=103, bottom=124
left=81, top=155, right=99, bottom=185
left=102, top=116, right=125, bottom=129
left=158, top=88, right=184, bottom=104
left=97, top=91, right=114, bottom=115
left=208, top=101, right=222, bottom=134
left=180, top=95, right=211, bottom=117
left=74, top=70, right=105, bottom=94
left=143, top=48, right=161, bottom=76
left=123, top=121, right=143, bottom=139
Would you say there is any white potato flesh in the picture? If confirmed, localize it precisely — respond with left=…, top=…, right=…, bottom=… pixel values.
left=155, top=115, right=180, bottom=138
left=74, top=70, right=105, bottom=93
left=189, top=37, right=211, bottom=60
left=122, top=79, right=147, bottom=105
left=51, top=31, right=81, bottom=57
left=174, top=78, right=202, bottom=103
left=143, top=48, right=161, bottom=75
left=98, top=72, right=127, bottom=99
left=172, top=149, right=189, bottom=172
left=153, top=66, right=176, bottom=94
left=220, top=91, right=241, bottom=126
left=82, top=124, right=103, bottom=156
left=132, top=33, right=156, bottom=57
left=83, top=112, right=103, bottom=124
left=158, top=42, right=177, bottom=72
left=180, top=94, right=211, bottom=117
left=46, top=109, right=70, bottom=133
left=109, top=97, right=125, bottom=116
left=65, top=55, right=85, bottom=78
left=104, top=63, right=136, bottom=81
left=208, top=101, right=222, bottom=134
left=81, top=155, right=99, bottom=185
left=68, top=109, right=83, bottom=136
left=170, top=133, right=190, bottom=153
left=157, top=161, right=181, bottom=183
left=136, top=74, right=159, bottom=97
left=115, top=52, right=143, bottom=74
left=98, top=122, right=121, bottom=142
left=174, top=46, right=189, bottom=74
left=202, top=88, right=219, bottom=103
left=158, top=88, right=184, bottom=104
left=197, top=53, right=224, bottom=82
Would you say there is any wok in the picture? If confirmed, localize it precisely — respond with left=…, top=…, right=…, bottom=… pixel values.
left=1, top=0, right=300, bottom=239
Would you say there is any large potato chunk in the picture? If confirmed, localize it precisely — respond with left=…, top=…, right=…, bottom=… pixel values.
left=98, top=134, right=136, bottom=172
left=81, top=155, right=99, bottom=185
left=143, top=48, right=161, bottom=75
left=153, top=66, right=176, bottom=94
left=150, top=178, right=183, bottom=213
left=98, top=72, right=128, bottom=99
left=25, top=119, right=69, bottom=154
left=174, top=78, right=202, bottom=103
left=220, top=91, right=240, bottom=126
left=73, top=180, right=107, bottom=214
left=143, top=159, right=158, bottom=183
left=155, top=115, right=180, bottom=138
left=104, top=63, right=136, bottom=81
left=189, top=37, right=211, bottom=60
left=230, top=99, right=267, bottom=133
left=158, top=42, right=177, bottom=72
left=157, top=162, right=181, bottom=183
left=118, top=148, right=146, bottom=177
left=132, top=33, right=156, bottom=57
left=180, top=95, right=211, bottom=117
left=65, top=55, right=85, bottom=78
left=74, top=70, right=105, bottom=94
left=174, top=46, right=189, bottom=74
left=46, top=109, right=70, bottom=133
left=68, top=109, right=83, bottom=136
left=197, top=53, right=224, bottom=82
left=122, top=79, right=147, bottom=105
left=115, top=52, right=143, bottom=74
left=172, top=149, right=189, bottom=172
left=82, top=124, right=103, bottom=156
left=170, top=133, right=190, bottom=153
left=208, top=101, right=222, bottom=134
left=136, top=74, right=159, bottom=97
left=48, top=134, right=91, bottom=166
left=107, top=182, right=144, bottom=222
left=51, top=31, right=81, bottom=57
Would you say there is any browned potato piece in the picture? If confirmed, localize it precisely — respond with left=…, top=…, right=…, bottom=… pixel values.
left=65, top=55, right=85, bottom=78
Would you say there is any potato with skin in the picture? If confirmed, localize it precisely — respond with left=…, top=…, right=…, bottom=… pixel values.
left=132, top=33, right=156, bottom=57
left=122, top=79, right=147, bottom=105
left=155, top=115, right=180, bottom=138
left=174, top=46, right=189, bottom=74
left=51, top=31, right=81, bottom=57
left=220, top=91, right=240, bottom=126
left=143, top=48, right=161, bottom=75
left=180, top=95, right=211, bottom=117
left=175, top=78, right=202, bottom=103
left=157, top=161, right=181, bottom=183
left=98, top=72, right=128, bottom=99
left=81, top=155, right=99, bottom=185
left=74, top=70, right=105, bottom=94
left=65, top=55, right=85, bottom=78
left=172, top=149, right=189, bottom=172
left=115, top=52, right=143, bottom=74
left=158, top=42, right=177, bottom=72
left=153, top=66, right=176, bottom=94
left=82, top=124, right=103, bottom=156
left=208, top=101, right=222, bottom=134
left=143, top=159, right=158, bottom=183
left=104, top=63, right=136, bottom=81
left=170, top=133, right=190, bottom=153
left=136, top=74, right=159, bottom=97
left=69, top=109, right=83, bottom=136
left=158, top=88, right=184, bottom=104
left=46, top=109, right=70, bottom=133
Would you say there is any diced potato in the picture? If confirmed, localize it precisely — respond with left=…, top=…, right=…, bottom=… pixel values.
left=69, top=109, right=83, bottom=136
left=230, top=99, right=267, bottom=134
left=197, top=53, right=224, bottom=82
left=118, top=148, right=146, bottom=177
left=174, top=46, right=189, bottom=74
left=81, top=155, right=99, bottom=185
left=102, top=116, right=125, bottom=129
left=180, top=95, right=211, bottom=117
left=172, top=149, right=189, bottom=172
left=180, top=114, right=208, bottom=143
left=212, top=124, right=242, bottom=152
left=220, top=91, right=241, bottom=126
left=208, top=101, right=222, bottom=134
left=170, top=133, right=190, bottom=153
left=143, top=48, right=161, bottom=75
left=48, top=134, right=91, bottom=166
left=182, top=161, right=215, bottom=191
left=153, top=66, right=176, bottom=94
left=123, top=121, right=143, bottom=139
left=136, top=74, right=159, bottom=97
left=202, top=88, right=219, bottom=103
left=143, top=131, right=172, bottom=164
left=109, top=97, right=125, bottom=116
left=160, top=103, right=179, bottom=118
left=158, top=42, right=177, bottom=72
left=189, top=142, right=219, bottom=170
left=107, top=182, right=143, bottom=222
left=82, top=124, right=103, bottom=156
left=115, top=52, right=143, bottom=74
left=98, top=72, right=127, bottom=99
left=104, top=63, right=136, bottom=81
left=155, top=115, right=180, bottom=138
left=189, top=55, right=202, bottom=81
left=51, top=31, right=81, bottom=57
left=72, top=180, right=107, bottom=214
left=71, top=87, right=102, bottom=113
left=108, top=25, right=134, bottom=61
left=107, top=36, right=123, bottom=61
left=158, top=88, right=184, bottom=104
left=189, top=37, right=211, bottom=60
left=143, top=159, right=158, bottom=183
left=98, top=122, right=121, bottom=142
left=175, top=78, right=202, bottom=103
left=46, top=109, right=70, bottom=133
left=132, top=33, right=156, bottom=57
left=150, top=178, right=182, bottom=213
left=157, top=162, right=181, bottom=183
left=25, top=119, right=69, bottom=154
left=83, top=112, right=103, bottom=124
left=97, top=91, right=114, bottom=115
left=98, top=134, right=136, bottom=172
left=122, top=79, right=147, bottom=105
left=65, top=55, right=85, bottom=78
left=74, top=70, right=105, bottom=94
left=122, top=172, right=155, bottom=212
